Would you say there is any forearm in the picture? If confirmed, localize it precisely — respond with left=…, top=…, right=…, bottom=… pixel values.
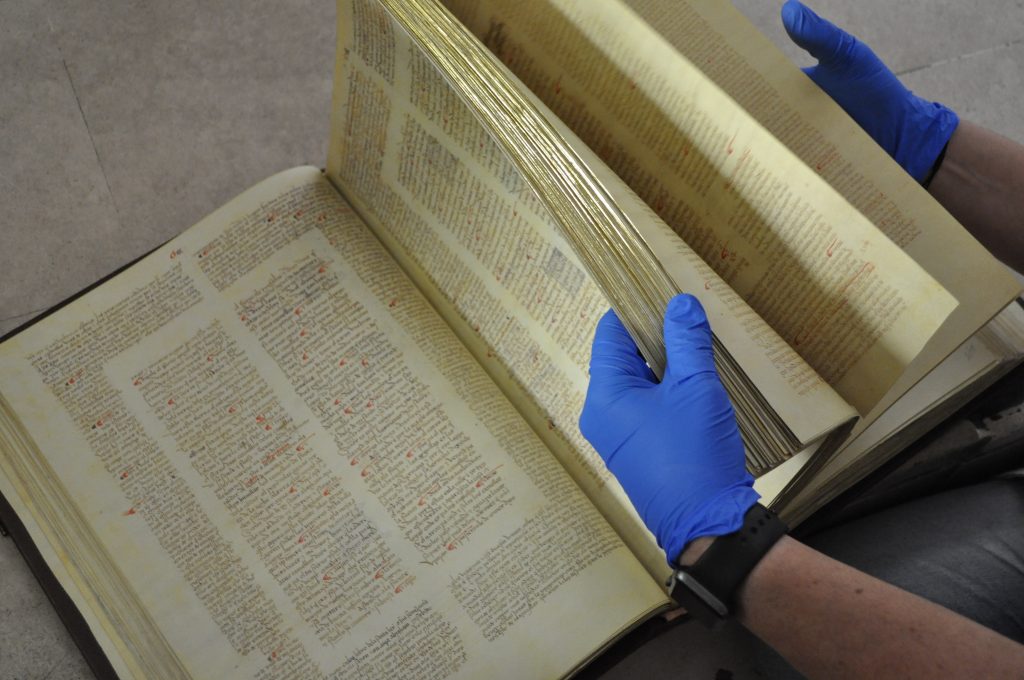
left=929, top=120, right=1024, bottom=272
left=730, top=536, right=1024, bottom=679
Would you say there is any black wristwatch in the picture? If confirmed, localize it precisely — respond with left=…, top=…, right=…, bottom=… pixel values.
left=667, top=503, right=787, bottom=628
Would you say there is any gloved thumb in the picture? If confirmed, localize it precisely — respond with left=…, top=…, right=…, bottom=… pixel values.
left=782, top=0, right=853, bottom=67
left=663, top=294, right=715, bottom=381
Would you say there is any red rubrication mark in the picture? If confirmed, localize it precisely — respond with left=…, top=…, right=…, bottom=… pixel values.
left=405, top=450, right=413, bottom=459
left=322, top=574, right=332, bottom=582
left=350, top=457, right=359, bottom=466
left=294, top=306, right=302, bottom=316
left=360, top=357, right=369, bottom=367
left=322, top=488, right=330, bottom=496
left=294, top=209, right=305, bottom=218
left=299, top=328, right=308, bottom=337
left=132, top=377, right=142, bottom=386
left=388, top=298, right=398, bottom=308
left=167, top=398, right=175, bottom=406
left=334, top=398, right=341, bottom=406
left=123, top=507, right=136, bottom=516
left=288, top=485, right=297, bottom=493
left=227, top=405, right=236, bottom=414
left=297, top=534, right=305, bottom=544
left=256, top=414, right=265, bottom=423
left=264, top=423, right=272, bottom=431
left=338, top=358, right=347, bottom=367
left=318, top=265, right=326, bottom=273
left=343, top=406, right=354, bottom=415
left=120, top=470, right=130, bottom=480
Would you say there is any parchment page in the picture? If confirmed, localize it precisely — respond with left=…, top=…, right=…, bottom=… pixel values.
left=441, top=0, right=961, bottom=418
left=327, top=0, right=675, bottom=578
left=614, top=0, right=1023, bottom=425
left=0, top=168, right=665, bottom=679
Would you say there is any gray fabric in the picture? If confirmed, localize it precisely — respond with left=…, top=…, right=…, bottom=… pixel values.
left=752, top=478, right=1024, bottom=678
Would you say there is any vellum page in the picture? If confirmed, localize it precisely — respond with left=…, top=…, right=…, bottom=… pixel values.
left=784, top=303, right=1024, bottom=523
left=0, top=168, right=665, bottom=679
left=327, top=0, right=675, bottom=579
left=442, top=0, right=959, bottom=418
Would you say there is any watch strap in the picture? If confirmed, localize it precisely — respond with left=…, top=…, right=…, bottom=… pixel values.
left=669, top=503, right=787, bottom=625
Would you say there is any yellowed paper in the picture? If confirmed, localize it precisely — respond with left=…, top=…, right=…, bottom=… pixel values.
left=441, top=0, right=958, bottom=420
left=0, top=168, right=665, bottom=678
left=328, top=0, right=679, bottom=578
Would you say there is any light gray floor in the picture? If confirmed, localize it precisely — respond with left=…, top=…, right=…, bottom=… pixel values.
left=1, top=1, right=1022, bottom=678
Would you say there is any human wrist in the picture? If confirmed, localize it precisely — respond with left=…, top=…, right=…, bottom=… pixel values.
left=676, top=536, right=713, bottom=566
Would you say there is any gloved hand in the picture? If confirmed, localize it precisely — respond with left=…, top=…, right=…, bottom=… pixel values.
left=580, top=294, right=759, bottom=565
left=782, top=0, right=959, bottom=183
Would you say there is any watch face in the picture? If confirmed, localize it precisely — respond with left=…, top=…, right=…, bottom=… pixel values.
left=673, top=571, right=728, bottom=627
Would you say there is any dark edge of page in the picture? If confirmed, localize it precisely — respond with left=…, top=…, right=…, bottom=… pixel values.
left=0, top=490, right=119, bottom=680
left=0, top=243, right=164, bottom=680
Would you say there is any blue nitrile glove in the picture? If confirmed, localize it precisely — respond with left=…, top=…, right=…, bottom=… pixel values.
left=579, top=294, right=759, bottom=565
left=782, top=0, right=959, bottom=183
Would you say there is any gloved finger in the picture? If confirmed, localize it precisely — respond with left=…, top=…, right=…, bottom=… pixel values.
left=781, top=0, right=855, bottom=67
left=663, top=294, right=715, bottom=381
left=588, top=309, right=656, bottom=383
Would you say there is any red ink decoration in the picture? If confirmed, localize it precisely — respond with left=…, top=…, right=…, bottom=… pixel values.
left=406, top=450, right=413, bottom=459
left=322, top=574, right=332, bottom=582
left=167, top=398, right=175, bottom=406
left=294, top=307, right=302, bottom=316
left=343, top=407, right=354, bottom=415
left=228, top=405, right=236, bottom=414
left=132, top=378, right=142, bottom=386
left=289, top=485, right=297, bottom=493
left=350, top=458, right=359, bottom=466
left=300, top=328, right=307, bottom=337
left=256, top=415, right=265, bottom=423
left=120, top=471, right=129, bottom=479
left=123, top=507, right=136, bottom=516
left=264, top=424, right=272, bottom=431
left=318, top=265, right=326, bottom=273
left=388, top=298, right=398, bottom=308
left=297, top=535, right=305, bottom=544
left=361, top=358, right=368, bottom=367
left=322, top=488, right=330, bottom=496
left=334, top=398, right=341, bottom=406
left=338, top=358, right=347, bottom=367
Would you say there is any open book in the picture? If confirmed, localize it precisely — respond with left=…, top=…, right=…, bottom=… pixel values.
left=1, top=0, right=1022, bottom=677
